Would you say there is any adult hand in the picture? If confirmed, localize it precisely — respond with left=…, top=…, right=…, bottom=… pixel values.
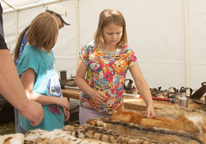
left=146, top=105, right=156, bottom=119
left=56, top=97, right=70, bottom=111
left=90, top=90, right=108, bottom=104
left=63, top=107, right=70, bottom=122
left=19, top=100, right=44, bottom=126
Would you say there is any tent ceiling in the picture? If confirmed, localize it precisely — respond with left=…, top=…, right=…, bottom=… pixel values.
left=1, top=0, right=60, bottom=11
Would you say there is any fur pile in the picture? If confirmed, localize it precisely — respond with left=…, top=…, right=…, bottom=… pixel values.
left=84, top=105, right=206, bottom=143
left=0, top=133, right=24, bottom=144
left=8, top=105, right=206, bottom=144
left=110, top=109, right=206, bottom=133
left=24, top=128, right=108, bottom=144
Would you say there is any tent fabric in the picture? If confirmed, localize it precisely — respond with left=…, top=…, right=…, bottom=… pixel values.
left=2, top=0, right=206, bottom=90
left=1, top=0, right=43, bottom=10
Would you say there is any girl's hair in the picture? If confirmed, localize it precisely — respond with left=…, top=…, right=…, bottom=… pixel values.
left=26, top=12, right=59, bottom=52
left=94, top=9, right=128, bottom=48
left=14, top=12, right=59, bottom=61
left=13, top=25, right=30, bottom=62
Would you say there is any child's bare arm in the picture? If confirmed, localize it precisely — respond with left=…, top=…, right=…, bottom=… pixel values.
left=75, top=57, right=108, bottom=104
left=129, top=62, right=156, bottom=118
left=21, top=68, right=70, bottom=110
left=63, top=107, right=70, bottom=122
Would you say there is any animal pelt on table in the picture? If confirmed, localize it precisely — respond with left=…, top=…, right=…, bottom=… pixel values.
left=0, top=133, right=24, bottom=144
left=84, top=105, right=206, bottom=144
left=110, top=109, right=206, bottom=133
left=24, top=128, right=109, bottom=144
left=23, top=105, right=206, bottom=144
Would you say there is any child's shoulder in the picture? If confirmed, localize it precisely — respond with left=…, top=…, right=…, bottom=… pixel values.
left=121, top=45, right=133, bottom=53
left=21, top=45, right=34, bottom=55
left=81, top=41, right=96, bottom=52
left=21, top=45, right=42, bottom=59
left=83, top=41, right=95, bottom=48
left=18, top=45, right=39, bottom=66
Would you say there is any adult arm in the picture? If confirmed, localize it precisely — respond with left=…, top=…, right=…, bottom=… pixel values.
left=20, top=68, right=70, bottom=111
left=75, top=57, right=108, bottom=104
left=0, top=49, right=44, bottom=126
left=129, top=62, right=156, bottom=118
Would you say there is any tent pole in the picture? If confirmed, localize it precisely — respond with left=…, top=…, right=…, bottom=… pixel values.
left=75, top=0, right=80, bottom=65
left=183, top=0, right=190, bottom=87
left=15, top=10, right=18, bottom=46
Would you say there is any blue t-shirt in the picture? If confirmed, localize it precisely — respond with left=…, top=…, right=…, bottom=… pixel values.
left=17, top=45, right=64, bottom=131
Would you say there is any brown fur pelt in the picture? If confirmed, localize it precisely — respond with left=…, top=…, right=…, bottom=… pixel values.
left=155, top=105, right=206, bottom=120
left=23, top=105, right=206, bottom=144
left=86, top=117, right=206, bottom=144
left=84, top=105, right=206, bottom=144
left=110, top=109, right=206, bottom=133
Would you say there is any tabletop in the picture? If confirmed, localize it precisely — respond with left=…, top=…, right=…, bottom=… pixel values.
left=62, top=87, right=201, bottom=111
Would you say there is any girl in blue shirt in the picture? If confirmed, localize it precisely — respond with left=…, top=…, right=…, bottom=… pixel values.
left=15, top=12, right=70, bottom=133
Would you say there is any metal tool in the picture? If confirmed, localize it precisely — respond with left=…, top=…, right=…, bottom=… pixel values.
left=190, top=82, right=206, bottom=104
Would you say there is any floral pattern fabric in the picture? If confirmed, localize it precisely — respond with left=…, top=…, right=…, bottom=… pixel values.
left=79, top=41, right=137, bottom=114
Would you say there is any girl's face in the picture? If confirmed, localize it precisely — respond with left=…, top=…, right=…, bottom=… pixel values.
left=103, top=23, right=123, bottom=48
left=52, top=13, right=64, bottom=29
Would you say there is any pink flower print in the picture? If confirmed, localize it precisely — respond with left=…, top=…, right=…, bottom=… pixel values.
left=49, top=105, right=61, bottom=114
left=103, top=72, right=113, bottom=81
left=130, top=52, right=137, bottom=62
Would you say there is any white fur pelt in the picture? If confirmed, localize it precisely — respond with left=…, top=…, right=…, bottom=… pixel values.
left=186, top=113, right=206, bottom=133
left=24, top=128, right=109, bottom=144
left=0, top=133, right=24, bottom=144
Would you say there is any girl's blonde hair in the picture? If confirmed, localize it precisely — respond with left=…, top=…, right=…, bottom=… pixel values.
left=94, top=9, right=128, bottom=48
left=26, top=12, right=59, bottom=53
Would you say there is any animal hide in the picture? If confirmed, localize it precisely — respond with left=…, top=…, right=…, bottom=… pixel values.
left=24, top=128, right=109, bottom=144
left=85, top=105, right=206, bottom=144
left=0, top=133, right=24, bottom=144
left=23, top=105, right=206, bottom=144
left=110, top=109, right=206, bottom=133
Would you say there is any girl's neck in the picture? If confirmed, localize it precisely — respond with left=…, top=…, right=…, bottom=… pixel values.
left=38, top=47, right=50, bottom=53
left=101, top=45, right=119, bottom=53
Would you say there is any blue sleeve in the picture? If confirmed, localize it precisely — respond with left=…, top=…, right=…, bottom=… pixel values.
left=17, top=46, right=39, bottom=76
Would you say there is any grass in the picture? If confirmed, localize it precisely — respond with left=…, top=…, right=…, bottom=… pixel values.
left=0, top=122, right=15, bottom=135
left=0, top=97, right=16, bottom=135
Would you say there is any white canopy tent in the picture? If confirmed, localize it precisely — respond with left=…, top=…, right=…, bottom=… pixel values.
left=1, top=0, right=206, bottom=90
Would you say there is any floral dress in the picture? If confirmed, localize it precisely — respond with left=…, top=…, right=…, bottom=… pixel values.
left=79, top=41, right=137, bottom=114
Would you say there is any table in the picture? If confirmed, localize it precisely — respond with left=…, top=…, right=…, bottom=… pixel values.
left=62, top=87, right=201, bottom=111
